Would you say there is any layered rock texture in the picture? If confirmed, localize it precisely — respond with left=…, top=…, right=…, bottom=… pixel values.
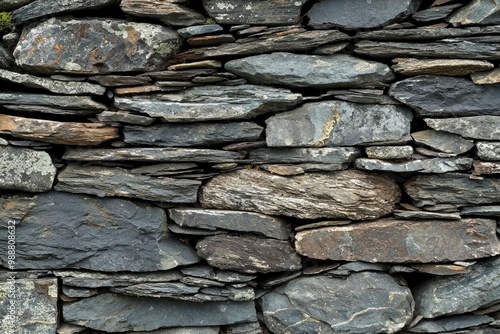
left=1, top=1, right=500, bottom=333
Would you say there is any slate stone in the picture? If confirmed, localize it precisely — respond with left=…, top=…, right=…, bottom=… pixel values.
left=63, top=147, right=245, bottom=163
left=425, top=116, right=500, bottom=140
left=62, top=285, right=97, bottom=298
left=356, top=157, right=473, bottom=174
left=0, top=114, right=118, bottom=145
left=391, top=58, right=494, bottom=76
left=129, top=328, right=220, bottom=334
left=113, top=84, right=165, bottom=95
left=145, top=69, right=216, bottom=80
left=200, top=169, right=400, bottom=220
left=120, top=0, right=205, bottom=26
left=55, top=164, right=201, bottom=203
left=225, top=53, right=395, bottom=89
left=130, top=163, right=199, bottom=176
left=0, top=278, right=58, bottom=334
left=226, top=322, right=262, bottom=334
left=261, top=272, right=414, bottom=334
left=63, top=293, right=257, bottom=332
left=249, top=147, right=361, bottom=164
left=0, top=146, right=56, bottom=192
left=477, top=142, right=500, bottom=160
left=88, top=75, right=152, bottom=87
left=196, top=234, right=302, bottom=274
left=202, top=0, right=306, bottom=25
left=265, top=101, right=413, bottom=147
left=413, top=4, right=462, bottom=22
left=448, top=0, right=500, bottom=26
left=473, top=161, right=500, bottom=175
left=12, top=0, right=119, bottom=23
left=420, top=157, right=473, bottom=173
left=177, top=25, right=224, bottom=38
left=461, top=205, right=500, bottom=217
left=0, top=68, right=105, bottom=95
left=295, top=218, right=500, bottom=263
left=0, top=192, right=199, bottom=271
left=96, top=111, right=155, bottom=126
left=409, top=314, right=493, bottom=333
left=393, top=210, right=461, bottom=220
left=168, top=60, right=222, bottom=70
left=405, top=173, right=500, bottom=206
left=169, top=208, right=291, bottom=240
left=187, top=34, right=235, bottom=46
left=324, top=89, right=401, bottom=105
left=390, top=76, right=500, bottom=117
left=410, top=264, right=469, bottom=276
left=412, top=130, right=474, bottom=154
left=414, top=256, right=500, bottom=318
left=114, top=85, right=302, bottom=122
left=14, top=17, right=181, bottom=74
left=0, top=0, right=34, bottom=11
left=365, top=146, right=414, bottom=159
left=471, top=68, right=500, bottom=84
left=111, top=282, right=200, bottom=297
left=124, top=122, right=263, bottom=147
left=0, top=45, right=14, bottom=70
left=307, top=0, right=421, bottom=30
left=0, top=92, right=106, bottom=110
left=356, top=26, right=500, bottom=41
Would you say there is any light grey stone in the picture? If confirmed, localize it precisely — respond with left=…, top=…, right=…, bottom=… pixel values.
left=249, top=147, right=361, bottom=164
left=412, top=130, right=475, bottom=154
left=62, top=286, right=97, bottom=298
left=425, top=116, right=500, bottom=140
left=477, top=141, right=500, bottom=160
left=365, top=146, right=414, bottom=159
left=448, top=0, right=500, bottom=26
left=354, top=158, right=423, bottom=173
left=419, top=157, right=473, bottom=173
left=393, top=210, right=461, bottom=220
left=177, top=25, right=224, bottom=38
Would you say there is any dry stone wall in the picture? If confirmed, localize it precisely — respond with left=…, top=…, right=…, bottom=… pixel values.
left=0, top=0, right=500, bottom=333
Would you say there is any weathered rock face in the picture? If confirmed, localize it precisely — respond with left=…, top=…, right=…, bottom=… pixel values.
left=266, top=101, right=413, bottom=147
left=225, top=53, right=395, bottom=89
left=249, top=147, right=361, bottom=164
left=261, top=272, right=414, bottom=334
left=121, top=0, right=205, bottom=26
left=200, top=169, right=401, bottom=220
left=448, top=0, right=500, bottom=26
left=477, top=142, right=500, bottom=160
left=391, top=58, right=494, bottom=76
left=0, top=192, right=199, bottom=271
left=425, top=116, right=500, bottom=140
left=14, top=17, right=181, bottom=74
left=411, top=130, right=474, bottom=154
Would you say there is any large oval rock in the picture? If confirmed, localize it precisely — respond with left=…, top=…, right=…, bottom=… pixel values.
left=14, top=17, right=181, bottom=74
left=261, top=272, right=414, bottom=334
left=225, top=53, right=395, bottom=89
left=200, top=169, right=401, bottom=220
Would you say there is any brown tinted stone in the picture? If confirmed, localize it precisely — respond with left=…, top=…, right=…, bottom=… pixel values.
left=391, top=58, right=494, bottom=76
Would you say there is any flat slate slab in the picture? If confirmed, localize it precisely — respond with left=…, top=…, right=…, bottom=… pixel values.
left=448, top=0, right=500, bottom=26
left=391, top=58, right=494, bottom=76
left=121, top=0, right=205, bottom=26
left=248, top=147, right=361, bottom=164
left=476, top=141, right=500, bottom=160
left=412, top=130, right=474, bottom=154
left=0, top=92, right=106, bottom=110
left=295, top=218, right=500, bottom=263
left=425, top=116, right=500, bottom=140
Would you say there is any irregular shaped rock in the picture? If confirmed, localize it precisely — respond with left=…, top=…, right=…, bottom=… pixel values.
left=63, top=293, right=257, bottom=332
left=0, top=278, right=58, bottom=334
left=200, top=169, right=400, bottom=220
left=14, top=17, right=181, bottom=74
left=390, top=76, right=500, bottom=117
left=203, top=0, right=306, bottom=25
left=405, top=173, right=500, bottom=206
left=365, top=146, right=414, bottom=159
left=225, top=53, right=395, bottom=89
left=0, top=114, right=118, bottom=145
left=295, top=219, right=500, bottom=262
left=114, top=85, right=302, bottom=122
left=266, top=101, right=412, bottom=147
left=391, top=58, right=493, bottom=76
left=307, top=0, right=421, bottom=30
left=473, top=161, right=500, bottom=175
left=124, top=122, right=263, bottom=147
left=177, top=25, right=224, bottom=38
left=249, top=147, right=361, bottom=164
left=0, top=146, right=55, bottom=192
left=425, top=116, right=500, bottom=140
left=0, top=192, right=199, bottom=271
left=414, top=256, right=500, bottom=317
left=412, top=130, right=474, bottom=154
left=261, top=272, right=414, bottom=334
left=448, top=0, right=500, bottom=26
left=477, top=141, right=500, bottom=160
left=0, top=92, right=106, bottom=110
left=471, top=68, right=500, bottom=84
left=121, top=0, right=205, bottom=26
left=169, top=208, right=291, bottom=240
left=196, top=234, right=301, bottom=273
left=56, top=164, right=201, bottom=203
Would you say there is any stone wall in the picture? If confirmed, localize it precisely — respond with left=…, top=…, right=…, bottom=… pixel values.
left=0, top=0, right=500, bottom=333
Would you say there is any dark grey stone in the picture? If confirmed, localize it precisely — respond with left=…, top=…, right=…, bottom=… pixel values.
left=0, top=0, right=34, bottom=11
left=307, top=0, right=421, bottom=30
left=0, top=44, right=15, bottom=70
left=356, top=26, right=500, bottom=41
left=0, top=192, right=199, bottom=271
left=2, top=105, right=100, bottom=116
left=261, top=272, right=414, bottom=334
left=110, top=282, right=200, bottom=298
left=177, top=25, right=224, bottom=38
left=409, top=314, right=493, bottom=333
left=62, top=285, right=97, bottom=298
left=225, top=53, right=395, bottom=89
left=413, top=4, right=462, bottom=22
left=477, top=141, right=500, bottom=160
left=461, top=205, right=500, bottom=217
left=96, top=111, right=155, bottom=126
left=425, top=116, right=500, bottom=140
left=129, top=327, right=220, bottom=334
left=394, top=210, right=461, bottom=220
left=180, top=265, right=256, bottom=283
left=412, top=130, right=474, bottom=154
left=0, top=92, right=106, bottom=110
left=120, top=0, right=205, bottom=26
left=354, top=158, right=423, bottom=173
left=249, top=147, right=361, bottom=164
left=448, top=0, right=500, bottom=26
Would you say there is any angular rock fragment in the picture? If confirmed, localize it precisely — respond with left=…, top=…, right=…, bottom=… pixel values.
left=471, top=68, right=500, bottom=84
left=425, top=116, right=500, bottom=140
left=266, top=101, right=412, bottom=147
left=249, top=147, right=360, bottom=164
left=413, top=4, right=462, bottom=22
left=200, top=169, right=400, bottom=220
left=177, top=25, right=224, bottom=38
left=96, top=111, right=155, bottom=126
left=0, top=92, right=106, bottom=110
left=391, top=58, right=493, bottom=76
left=0, top=192, right=199, bottom=271
left=412, top=130, right=474, bottom=154
left=477, top=142, right=500, bottom=160
left=121, top=0, right=205, bottom=26
left=448, top=0, right=500, bottom=26
left=295, top=219, right=500, bottom=262
left=56, top=164, right=201, bottom=203
left=14, top=17, right=181, bottom=74
left=261, top=273, right=414, bottom=334
left=225, top=53, right=395, bottom=89
left=196, top=234, right=302, bottom=273
left=0, top=146, right=56, bottom=192
left=354, top=158, right=423, bottom=173
left=365, top=146, right=414, bottom=159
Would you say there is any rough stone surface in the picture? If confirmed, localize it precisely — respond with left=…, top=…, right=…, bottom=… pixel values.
left=55, top=164, right=201, bottom=203
left=410, top=314, right=494, bottom=333
left=14, top=17, right=181, bottom=74
left=0, top=0, right=34, bottom=11
left=0, top=146, right=56, bottom=192
left=391, top=58, right=494, bottom=76
left=425, top=116, right=500, bottom=140
left=177, top=25, right=224, bottom=38
left=200, top=169, right=401, bottom=220
left=390, top=75, right=500, bottom=117
left=473, top=161, right=500, bottom=175
left=121, top=0, right=205, bottom=26
left=63, top=293, right=257, bottom=332
left=448, top=0, right=500, bottom=26
left=266, top=101, right=413, bottom=147
left=0, top=192, right=199, bottom=271
left=307, top=0, right=421, bottom=30
left=249, top=147, right=361, bottom=164
left=477, top=141, right=500, bottom=160
left=295, top=219, right=500, bottom=263
left=0, top=278, right=58, bottom=334
left=471, top=68, right=500, bottom=84
left=261, top=272, right=414, bottom=334
left=196, top=234, right=302, bottom=273
left=96, top=111, right=155, bottom=125
left=413, top=4, right=462, bottom=22
left=412, top=130, right=474, bottom=154
left=414, top=256, right=500, bottom=318
left=365, top=146, right=414, bottom=159
left=202, top=0, right=306, bottom=25
left=169, top=208, right=291, bottom=240
left=0, top=92, right=106, bottom=110
left=354, top=158, right=472, bottom=174
left=114, top=85, right=302, bottom=122
left=225, top=53, right=395, bottom=89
